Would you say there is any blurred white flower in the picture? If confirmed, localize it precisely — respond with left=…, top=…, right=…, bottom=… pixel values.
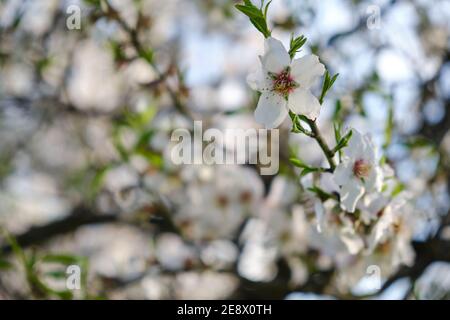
left=248, top=37, right=325, bottom=128
left=155, top=233, right=196, bottom=271
left=175, top=271, right=238, bottom=299
left=68, top=41, right=123, bottom=112
left=175, top=165, right=264, bottom=240
left=312, top=199, right=364, bottom=255
left=367, top=192, right=416, bottom=267
left=201, top=240, right=239, bottom=270
left=333, top=130, right=383, bottom=212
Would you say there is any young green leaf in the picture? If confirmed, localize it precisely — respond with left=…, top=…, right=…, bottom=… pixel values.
left=300, top=167, right=321, bottom=177
left=289, top=34, right=307, bottom=59
left=235, top=1, right=271, bottom=38
left=289, top=158, right=326, bottom=177
left=319, top=71, right=339, bottom=104
left=41, top=254, right=84, bottom=265
left=139, top=48, right=154, bottom=64
left=308, top=186, right=336, bottom=201
left=383, top=101, right=394, bottom=150
left=333, top=129, right=353, bottom=154
left=332, top=99, right=342, bottom=122
left=289, top=157, right=309, bottom=169
left=0, top=259, right=12, bottom=270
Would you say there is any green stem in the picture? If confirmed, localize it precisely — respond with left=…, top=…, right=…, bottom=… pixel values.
left=305, top=119, right=336, bottom=171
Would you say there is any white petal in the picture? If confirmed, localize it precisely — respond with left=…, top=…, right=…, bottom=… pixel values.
left=333, top=160, right=352, bottom=186
left=346, top=129, right=365, bottom=159
left=368, top=206, right=395, bottom=251
left=254, top=92, right=288, bottom=129
left=346, top=130, right=377, bottom=162
left=247, top=69, right=262, bottom=91
left=314, top=200, right=325, bottom=233
left=340, top=232, right=364, bottom=255
left=261, top=38, right=290, bottom=74
left=247, top=68, right=271, bottom=92
left=393, top=237, right=415, bottom=267
left=290, top=54, right=325, bottom=89
left=288, top=88, right=321, bottom=120
left=364, top=166, right=383, bottom=192
left=339, top=180, right=364, bottom=213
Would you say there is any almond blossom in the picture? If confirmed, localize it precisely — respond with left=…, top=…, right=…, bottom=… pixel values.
left=333, top=130, right=383, bottom=213
left=248, top=37, right=325, bottom=128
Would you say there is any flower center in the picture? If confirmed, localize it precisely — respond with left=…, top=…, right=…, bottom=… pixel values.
left=271, top=69, right=297, bottom=97
left=216, top=195, right=229, bottom=208
left=353, top=159, right=371, bottom=179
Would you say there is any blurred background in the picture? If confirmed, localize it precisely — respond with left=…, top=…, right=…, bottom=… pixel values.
left=0, top=0, right=449, bottom=300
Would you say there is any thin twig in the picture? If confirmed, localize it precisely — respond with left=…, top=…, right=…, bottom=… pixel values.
left=306, top=118, right=336, bottom=171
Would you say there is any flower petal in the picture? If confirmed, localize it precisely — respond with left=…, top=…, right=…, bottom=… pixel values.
left=364, top=166, right=383, bottom=192
left=333, top=160, right=353, bottom=186
left=288, top=88, right=321, bottom=120
left=254, top=92, right=288, bottom=129
left=261, top=38, right=290, bottom=74
left=339, top=180, right=364, bottom=213
left=247, top=67, right=271, bottom=92
left=290, top=54, right=325, bottom=89
left=345, top=129, right=365, bottom=159
left=346, top=130, right=377, bottom=162
left=314, top=200, right=325, bottom=233
left=340, top=232, right=364, bottom=255
left=368, top=206, right=395, bottom=251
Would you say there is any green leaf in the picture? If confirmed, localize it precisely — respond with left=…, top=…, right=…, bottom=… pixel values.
left=139, top=48, right=154, bottom=64
left=109, top=41, right=127, bottom=63
left=83, top=0, right=101, bottom=7
left=289, top=34, right=307, bottom=59
left=289, top=157, right=309, bottom=169
left=41, top=254, right=84, bottom=265
left=333, top=121, right=344, bottom=161
left=89, top=166, right=109, bottom=199
left=333, top=129, right=352, bottom=153
left=308, top=186, right=335, bottom=202
left=404, top=137, right=432, bottom=149
left=123, top=105, right=157, bottom=129
left=263, top=0, right=272, bottom=19
left=383, top=101, right=394, bottom=150
left=392, top=182, right=405, bottom=197
left=300, top=167, right=321, bottom=177
left=289, top=158, right=324, bottom=177
left=289, top=112, right=313, bottom=136
left=44, top=270, right=67, bottom=279
left=235, top=1, right=271, bottom=38
left=333, top=122, right=342, bottom=143
left=36, top=57, right=52, bottom=75
left=319, top=71, right=339, bottom=104
left=112, top=125, right=130, bottom=161
left=0, top=259, right=12, bottom=270
left=135, top=148, right=163, bottom=168
left=332, top=99, right=342, bottom=122
left=2, top=230, right=27, bottom=266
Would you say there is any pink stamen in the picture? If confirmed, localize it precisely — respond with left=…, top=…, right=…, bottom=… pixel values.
left=353, top=159, right=371, bottom=178
left=272, top=69, right=297, bottom=96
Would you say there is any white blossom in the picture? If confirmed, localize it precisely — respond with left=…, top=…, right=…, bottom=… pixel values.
left=333, top=130, right=383, bottom=213
left=248, top=37, right=325, bottom=128
left=175, top=165, right=264, bottom=240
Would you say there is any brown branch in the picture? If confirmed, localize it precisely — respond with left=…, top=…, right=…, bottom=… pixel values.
left=1, top=206, right=117, bottom=255
left=377, top=239, right=450, bottom=296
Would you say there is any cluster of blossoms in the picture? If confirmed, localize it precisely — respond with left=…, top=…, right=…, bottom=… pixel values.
left=248, top=35, right=417, bottom=280
left=88, top=8, right=420, bottom=293
left=173, top=165, right=264, bottom=241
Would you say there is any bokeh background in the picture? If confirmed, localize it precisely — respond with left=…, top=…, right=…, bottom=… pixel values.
left=0, top=0, right=450, bottom=299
